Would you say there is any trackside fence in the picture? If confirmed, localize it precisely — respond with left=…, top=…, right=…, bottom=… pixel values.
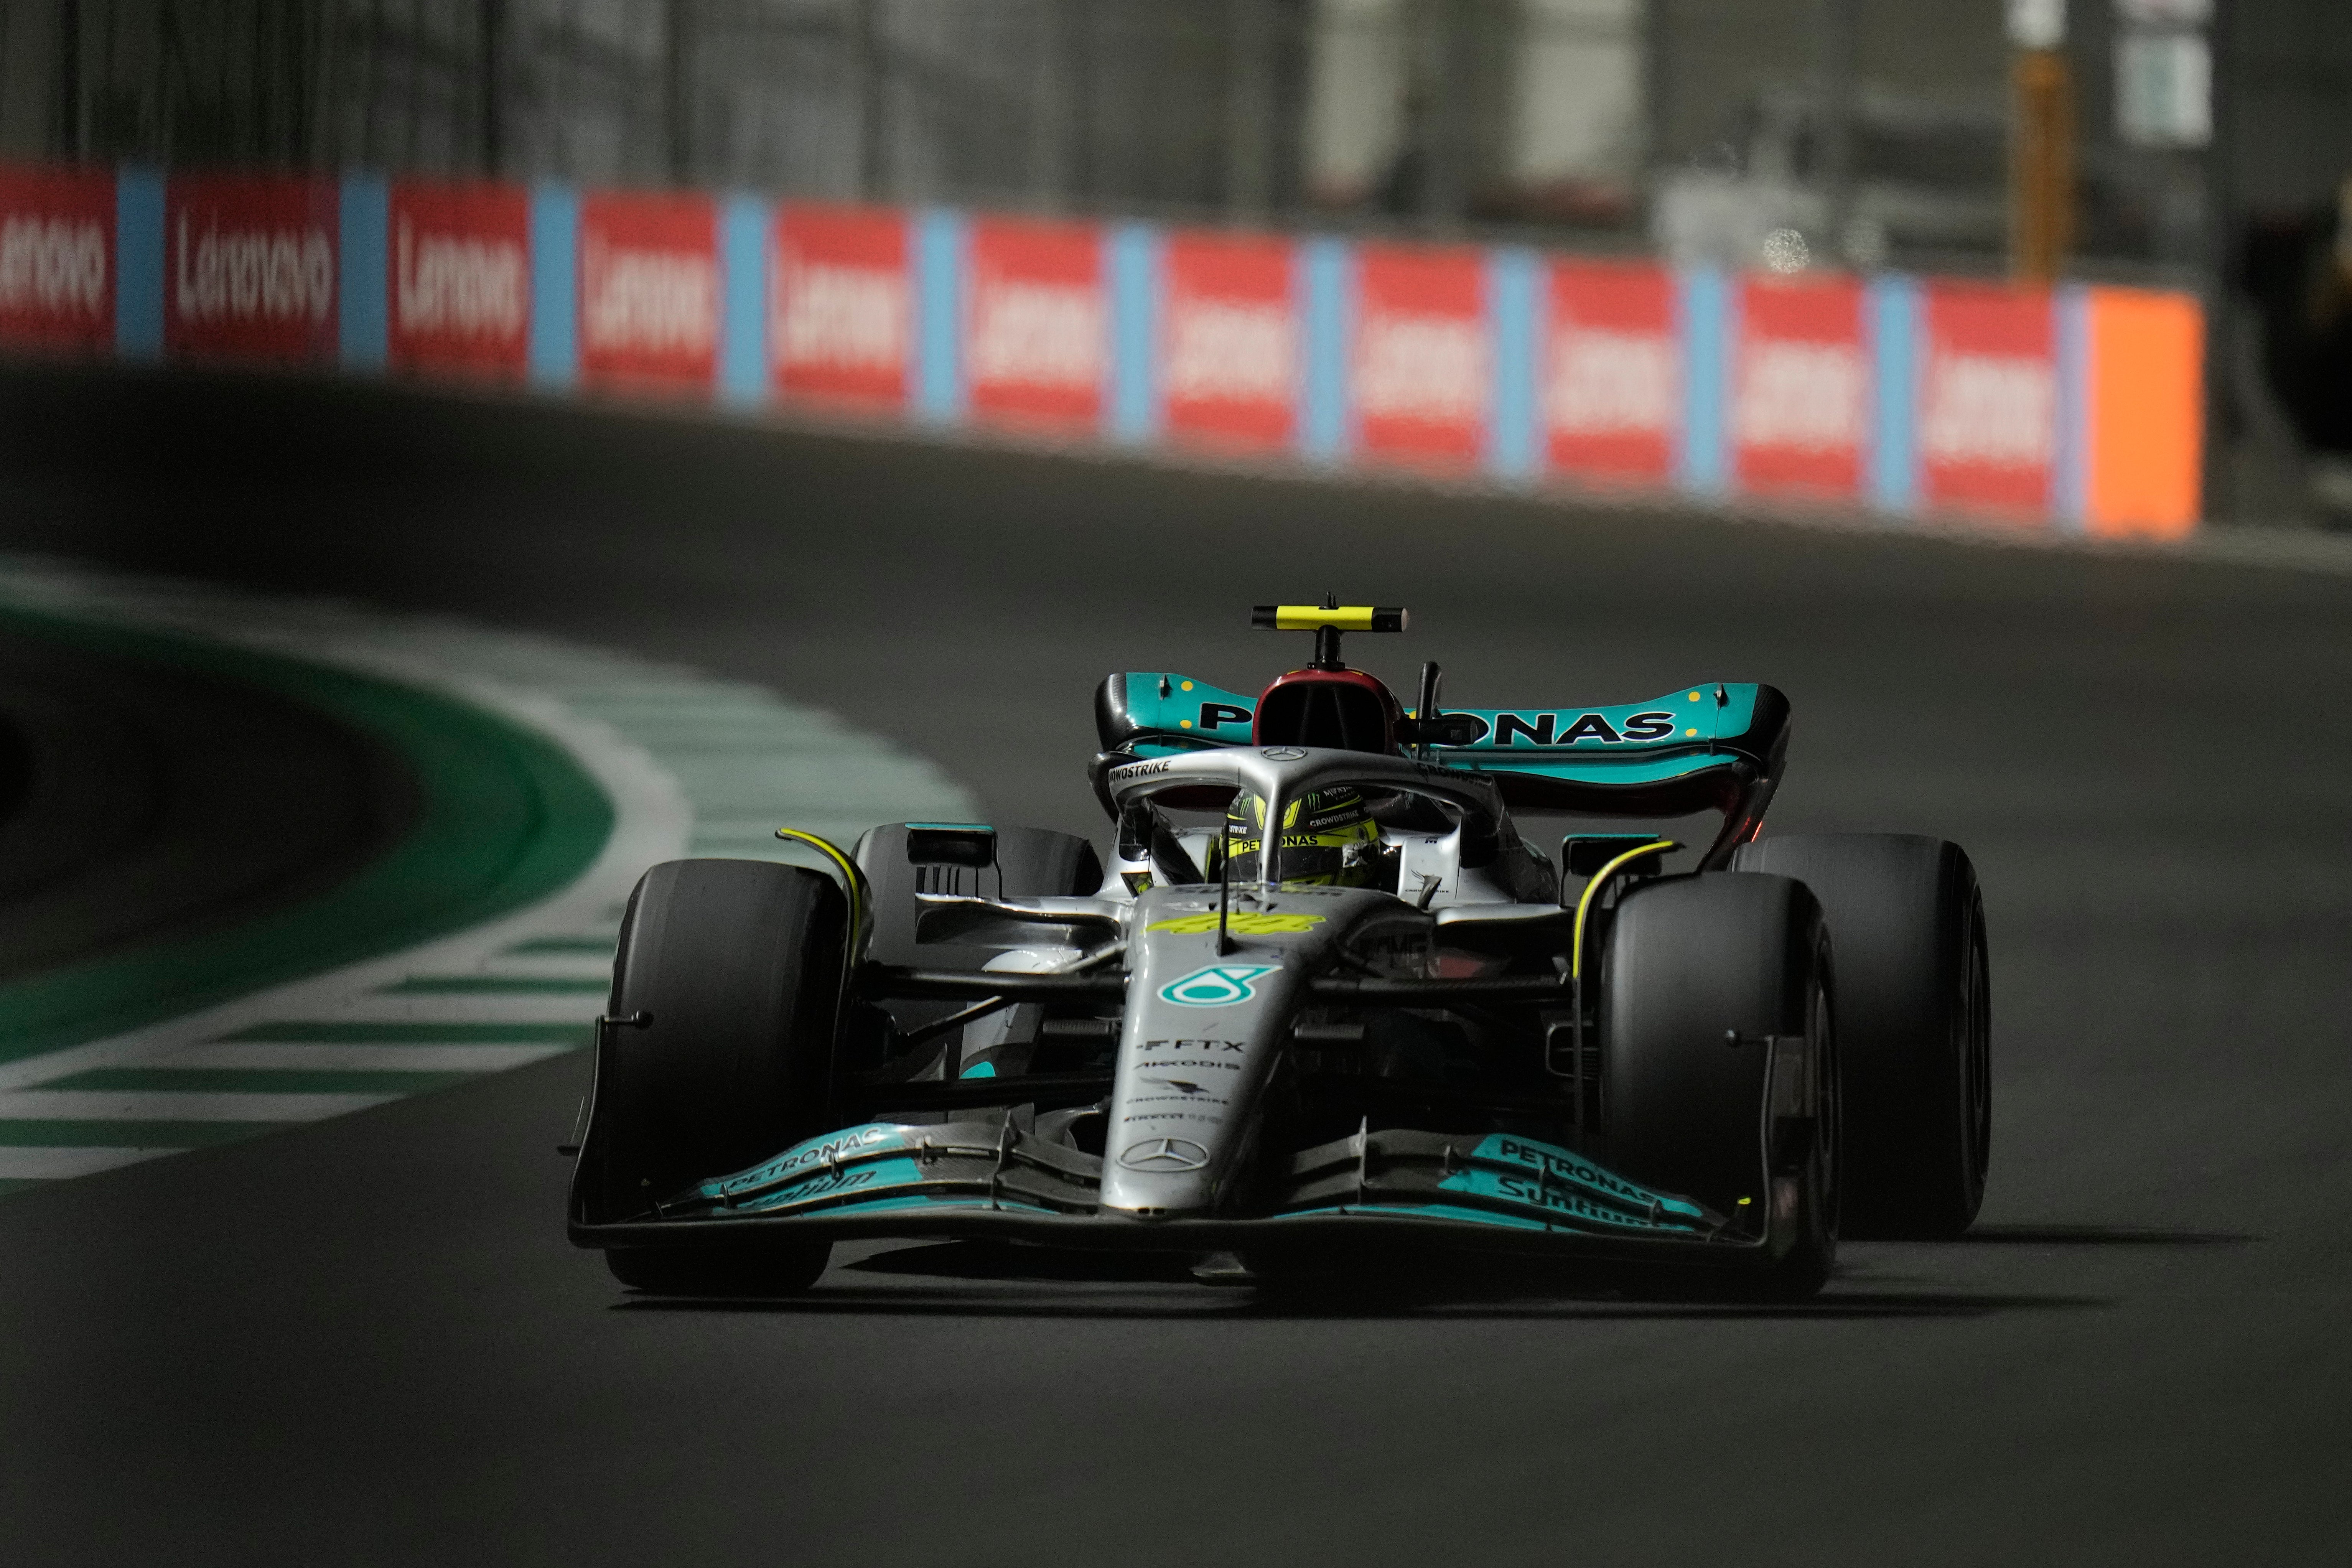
left=0, top=162, right=2205, bottom=536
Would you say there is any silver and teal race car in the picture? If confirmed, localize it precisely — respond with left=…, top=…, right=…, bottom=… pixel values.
left=567, top=605, right=1991, bottom=1300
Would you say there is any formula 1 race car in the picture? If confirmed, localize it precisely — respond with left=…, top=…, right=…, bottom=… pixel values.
left=568, top=605, right=1991, bottom=1301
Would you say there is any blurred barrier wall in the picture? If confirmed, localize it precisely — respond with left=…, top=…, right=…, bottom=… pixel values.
left=0, top=159, right=2204, bottom=536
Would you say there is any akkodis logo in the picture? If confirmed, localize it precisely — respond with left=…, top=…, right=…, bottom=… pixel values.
left=1159, top=965, right=1277, bottom=1008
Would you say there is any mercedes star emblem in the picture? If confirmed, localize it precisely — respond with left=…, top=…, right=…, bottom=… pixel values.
left=1260, top=746, right=1308, bottom=761
left=1117, top=1136, right=1212, bottom=1173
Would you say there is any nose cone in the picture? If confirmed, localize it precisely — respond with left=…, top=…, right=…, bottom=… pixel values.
left=1097, top=890, right=1325, bottom=1216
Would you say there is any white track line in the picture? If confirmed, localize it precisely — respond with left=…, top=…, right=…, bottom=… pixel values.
left=163, top=1043, right=574, bottom=1072
left=290, top=995, right=604, bottom=1024
left=0, top=1147, right=175, bottom=1179
left=0, top=1090, right=399, bottom=1122
left=463, top=958, right=614, bottom=982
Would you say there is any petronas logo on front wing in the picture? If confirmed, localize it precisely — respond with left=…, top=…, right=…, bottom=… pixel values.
left=1158, top=965, right=1278, bottom=1007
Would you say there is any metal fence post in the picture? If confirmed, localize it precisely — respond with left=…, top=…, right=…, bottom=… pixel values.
left=1227, top=0, right=1273, bottom=217
left=481, top=0, right=506, bottom=177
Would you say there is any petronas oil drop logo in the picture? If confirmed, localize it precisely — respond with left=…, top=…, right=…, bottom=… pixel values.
left=1159, top=965, right=1277, bottom=1007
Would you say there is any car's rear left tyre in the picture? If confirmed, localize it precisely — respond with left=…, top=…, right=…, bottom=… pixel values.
left=1601, top=872, right=1839, bottom=1302
left=1732, top=833, right=1990, bottom=1239
left=573, top=858, right=843, bottom=1293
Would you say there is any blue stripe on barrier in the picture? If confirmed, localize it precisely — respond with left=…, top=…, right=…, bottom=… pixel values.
left=916, top=208, right=964, bottom=423
left=1301, top=237, right=1350, bottom=464
left=2054, top=283, right=2089, bottom=531
left=527, top=185, right=578, bottom=390
left=1676, top=266, right=1729, bottom=496
left=338, top=173, right=389, bottom=373
left=114, top=166, right=164, bottom=361
left=1868, top=273, right=1919, bottom=515
left=719, top=194, right=768, bottom=407
left=1108, top=223, right=1159, bottom=444
left=1487, top=246, right=1538, bottom=481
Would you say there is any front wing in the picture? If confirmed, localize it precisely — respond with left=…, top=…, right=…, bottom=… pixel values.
left=571, top=1121, right=1770, bottom=1265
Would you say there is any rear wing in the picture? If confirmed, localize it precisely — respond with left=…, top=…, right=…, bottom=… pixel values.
left=1095, top=673, right=1790, bottom=850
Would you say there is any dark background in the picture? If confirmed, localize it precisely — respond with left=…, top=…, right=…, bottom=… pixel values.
left=7, top=0, right=2352, bottom=520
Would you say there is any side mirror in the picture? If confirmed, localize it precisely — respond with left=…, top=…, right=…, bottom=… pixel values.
left=904, top=824, right=997, bottom=869
left=1561, top=833, right=1672, bottom=879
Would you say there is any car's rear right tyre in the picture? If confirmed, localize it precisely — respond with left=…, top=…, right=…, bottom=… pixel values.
left=1601, top=872, right=1839, bottom=1302
left=572, top=858, right=844, bottom=1294
left=1733, top=833, right=1990, bottom=1239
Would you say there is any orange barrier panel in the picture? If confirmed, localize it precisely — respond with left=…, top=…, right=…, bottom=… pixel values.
left=2087, top=287, right=2203, bottom=538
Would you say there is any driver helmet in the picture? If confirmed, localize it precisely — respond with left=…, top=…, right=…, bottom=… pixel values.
left=1211, top=787, right=1384, bottom=887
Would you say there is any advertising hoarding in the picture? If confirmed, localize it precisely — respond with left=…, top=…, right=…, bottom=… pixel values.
left=1545, top=259, right=1677, bottom=485
left=1160, top=229, right=1296, bottom=451
left=165, top=173, right=338, bottom=363
left=1351, top=243, right=1489, bottom=466
left=0, top=154, right=2220, bottom=536
left=578, top=191, right=718, bottom=393
left=1732, top=274, right=1868, bottom=498
left=771, top=203, right=911, bottom=407
left=1917, top=282, right=2057, bottom=517
left=965, top=216, right=1105, bottom=431
left=388, top=180, right=530, bottom=379
left=0, top=164, right=113, bottom=352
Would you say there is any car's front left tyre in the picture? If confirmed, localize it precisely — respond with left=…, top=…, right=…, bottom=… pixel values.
left=1600, top=871, right=1840, bottom=1302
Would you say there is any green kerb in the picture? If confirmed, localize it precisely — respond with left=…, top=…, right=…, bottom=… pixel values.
left=0, top=607, right=616, bottom=1067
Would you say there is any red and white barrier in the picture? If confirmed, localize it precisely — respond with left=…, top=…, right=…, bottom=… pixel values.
left=1544, top=259, right=1678, bottom=486
left=1352, top=243, right=1489, bottom=468
left=389, top=181, right=530, bottom=380
left=0, top=164, right=113, bottom=353
left=17, top=159, right=2209, bottom=537
left=1733, top=275, right=1868, bottom=499
left=965, top=217, right=1106, bottom=432
left=166, top=173, right=337, bottom=364
left=1917, top=281, right=2059, bottom=518
left=770, top=203, right=911, bottom=408
left=1160, top=230, right=1298, bottom=453
left=578, top=192, right=717, bottom=393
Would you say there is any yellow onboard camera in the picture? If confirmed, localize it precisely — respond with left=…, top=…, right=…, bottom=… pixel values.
left=1250, top=604, right=1408, bottom=633
left=1251, top=603, right=1407, bottom=672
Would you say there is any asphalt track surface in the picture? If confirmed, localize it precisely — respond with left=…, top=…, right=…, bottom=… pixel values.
left=0, top=618, right=417, bottom=983
left=1, top=363, right=2348, bottom=1565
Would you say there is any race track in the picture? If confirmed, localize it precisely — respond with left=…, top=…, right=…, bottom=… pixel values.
left=1, top=362, right=2348, bottom=1565
left=0, top=618, right=416, bottom=988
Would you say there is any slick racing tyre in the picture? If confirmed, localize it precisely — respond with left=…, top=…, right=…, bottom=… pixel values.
left=1601, top=872, right=1839, bottom=1302
left=1732, top=834, right=1990, bottom=1239
left=576, top=858, right=844, bottom=1295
